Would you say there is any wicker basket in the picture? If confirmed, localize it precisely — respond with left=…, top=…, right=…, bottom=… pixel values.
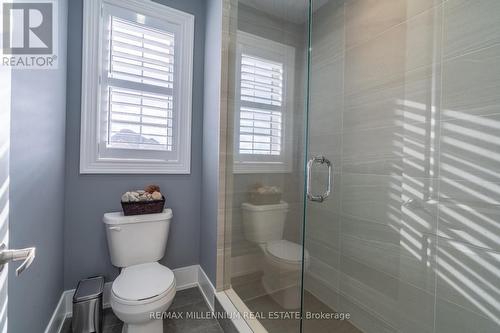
left=121, top=196, right=165, bottom=216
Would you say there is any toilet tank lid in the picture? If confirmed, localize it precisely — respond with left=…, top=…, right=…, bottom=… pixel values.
left=242, top=201, right=288, bottom=211
left=103, top=209, right=173, bottom=225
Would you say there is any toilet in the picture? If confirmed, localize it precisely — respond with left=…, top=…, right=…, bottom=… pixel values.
left=241, top=201, right=309, bottom=309
left=103, top=209, right=176, bottom=333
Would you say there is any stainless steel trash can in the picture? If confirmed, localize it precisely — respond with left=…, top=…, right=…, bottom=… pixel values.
left=72, top=276, right=104, bottom=333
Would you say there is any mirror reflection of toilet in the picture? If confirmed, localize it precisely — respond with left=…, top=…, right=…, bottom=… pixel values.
left=241, top=202, right=309, bottom=309
left=103, top=209, right=175, bottom=333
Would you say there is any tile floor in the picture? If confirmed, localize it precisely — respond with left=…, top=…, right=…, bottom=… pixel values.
left=62, top=275, right=362, bottom=333
left=61, top=287, right=223, bottom=333
left=232, top=272, right=362, bottom=333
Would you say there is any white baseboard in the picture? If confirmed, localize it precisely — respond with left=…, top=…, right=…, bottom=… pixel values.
left=45, top=264, right=216, bottom=333
left=44, top=291, right=67, bottom=333
left=174, top=264, right=200, bottom=291
left=197, top=265, right=215, bottom=311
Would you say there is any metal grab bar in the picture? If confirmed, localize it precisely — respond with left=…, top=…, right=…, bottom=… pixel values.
left=306, top=155, right=333, bottom=203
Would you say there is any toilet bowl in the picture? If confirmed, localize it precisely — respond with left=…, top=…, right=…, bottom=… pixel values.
left=103, top=210, right=175, bottom=333
left=261, top=239, right=310, bottom=309
left=241, top=202, right=309, bottom=309
left=110, top=262, right=176, bottom=333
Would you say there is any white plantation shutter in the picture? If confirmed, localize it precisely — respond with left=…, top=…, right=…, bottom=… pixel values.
left=80, top=0, right=194, bottom=174
left=234, top=31, right=295, bottom=173
left=239, top=54, right=283, bottom=156
left=105, top=17, right=174, bottom=151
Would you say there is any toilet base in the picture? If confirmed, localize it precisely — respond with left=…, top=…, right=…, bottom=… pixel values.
left=121, top=318, right=163, bottom=333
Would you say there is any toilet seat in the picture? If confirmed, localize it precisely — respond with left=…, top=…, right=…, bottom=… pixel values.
left=265, top=240, right=310, bottom=264
left=112, top=262, right=175, bottom=305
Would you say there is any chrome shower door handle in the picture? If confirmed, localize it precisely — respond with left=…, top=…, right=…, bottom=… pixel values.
left=306, top=155, right=333, bottom=203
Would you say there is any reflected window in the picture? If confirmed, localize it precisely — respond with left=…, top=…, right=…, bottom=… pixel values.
left=234, top=31, right=295, bottom=173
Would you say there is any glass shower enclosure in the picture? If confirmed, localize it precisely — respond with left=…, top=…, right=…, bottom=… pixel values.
left=222, top=0, right=500, bottom=332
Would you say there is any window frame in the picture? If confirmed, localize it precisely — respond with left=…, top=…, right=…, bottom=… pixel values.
left=80, top=0, right=194, bottom=174
left=233, top=31, right=295, bottom=174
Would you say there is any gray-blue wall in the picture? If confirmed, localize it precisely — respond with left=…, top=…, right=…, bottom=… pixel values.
left=8, top=0, right=68, bottom=331
left=200, top=0, right=222, bottom=285
left=64, top=0, right=206, bottom=289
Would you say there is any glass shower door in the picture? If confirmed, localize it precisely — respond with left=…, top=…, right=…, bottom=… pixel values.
left=222, top=0, right=310, bottom=332
left=303, top=1, right=500, bottom=333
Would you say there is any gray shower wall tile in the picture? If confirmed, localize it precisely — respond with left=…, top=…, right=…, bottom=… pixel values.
left=403, top=4, right=443, bottom=73
left=343, top=66, right=441, bottom=178
left=438, top=203, right=500, bottom=253
left=402, top=118, right=441, bottom=180
left=343, top=76, right=405, bottom=131
left=345, top=23, right=406, bottom=95
left=304, top=271, right=341, bottom=311
left=341, top=214, right=401, bottom=245
left=435, top=238, right=500, bottom=328
left=345, top=0, right=407, bottom=49
left=345, top=0, right=444, bottom=50
left=341, top=173, right=404, bottom=225
left=439, top=113, right=500, bottom=183
left=437, top=178, right=500, bottom=254
left=340, top=257, right=405, bottom=309
left=343, top=66, right=441, bottom=138
left=435, top=297, right=500, bottom=333
left=310, top=44, right=344, bottom=88
left=401, top=66, right=442, bottom=180
left=338, top=293, right=397, bottom=333
left=303, top=1, right=500, bottom=332
left=308, top=96, right=344, bottom=137
left=306, top=253, right=341, bottom=289
left=405, top=0, right=444, bottom=23
left=307, top=237, right=341, bottom=271
left=341, top=214, right=437, bottom=293
left=340, top=234, right=437, bottom=293
left=341, top=173, right=403, bottom=224
left=306, top=206, right=341, bottom=248
left=339, top=268, right=435, bottom=333
left=443, top=0, right=500, bottom=60
left=403, top=65, right=442, bottom=116
left=400, top=175, right=439, bottom=231
left=341, top=173, right=438, bottom=233
left=441, top=44, right=500, bottom=121
left=342, top=126, right=404, bottom=176
left=438, top=178, right=500, bottom=208
left=311, top=0, right=345, bottom=64
left=309, top=57, right=344, bottom=136
left=308, top=132, right=343, bottom=174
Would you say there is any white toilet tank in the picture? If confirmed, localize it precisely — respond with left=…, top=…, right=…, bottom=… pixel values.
left=241, top=202, right=288, bottom=244
left=103, top=209, right=172, bottom=267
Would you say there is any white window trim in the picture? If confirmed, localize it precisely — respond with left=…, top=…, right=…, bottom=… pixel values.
left=233, top=31, right=295, bottom=174
left=80, top=0, right=194, bottom=174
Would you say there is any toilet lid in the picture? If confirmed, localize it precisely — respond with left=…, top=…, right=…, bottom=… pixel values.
left=266, top=240, right=309, bottom=264
left=112, top=262, right=175, bottom=301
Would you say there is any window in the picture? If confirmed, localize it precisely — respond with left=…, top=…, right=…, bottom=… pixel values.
left=234, top=31, right=295, bottom=173
left=80, top=0, right=194, bottom=174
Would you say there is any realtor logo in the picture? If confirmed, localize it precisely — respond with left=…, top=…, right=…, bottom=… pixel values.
left=1, top=0, right=58, bottom=69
